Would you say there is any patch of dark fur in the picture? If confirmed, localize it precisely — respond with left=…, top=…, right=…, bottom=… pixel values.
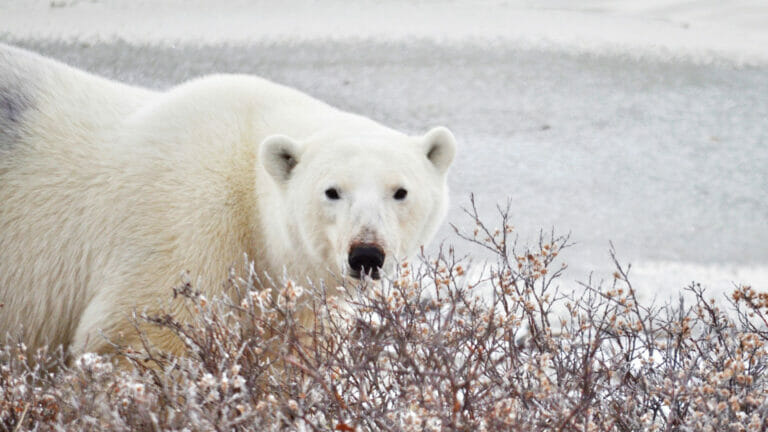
left=1, top=84, right=30, bottom=122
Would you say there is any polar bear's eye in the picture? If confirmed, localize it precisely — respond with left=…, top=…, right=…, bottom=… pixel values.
left=393, top=188, right=408, bottom=200
left=325, top=188, right=340, bottom=200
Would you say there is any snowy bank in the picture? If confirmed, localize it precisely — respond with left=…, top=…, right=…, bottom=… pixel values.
left=1, top=0, right=768, bottom=65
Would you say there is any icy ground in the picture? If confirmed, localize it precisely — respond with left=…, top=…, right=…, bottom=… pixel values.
left=1, top=0, right=767, bottom=302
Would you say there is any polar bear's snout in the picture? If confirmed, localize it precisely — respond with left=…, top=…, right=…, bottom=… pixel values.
left=348, top=243, right=385, bottom=280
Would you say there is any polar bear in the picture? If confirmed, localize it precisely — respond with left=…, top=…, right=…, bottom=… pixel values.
left=0, top=44, right=456, bottom=360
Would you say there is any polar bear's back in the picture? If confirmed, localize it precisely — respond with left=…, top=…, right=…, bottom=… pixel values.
left=0, top=43, right=155, bottom=159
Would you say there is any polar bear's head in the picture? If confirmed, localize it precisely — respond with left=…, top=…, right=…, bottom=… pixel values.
left=260, top=126, right=456, bottom=280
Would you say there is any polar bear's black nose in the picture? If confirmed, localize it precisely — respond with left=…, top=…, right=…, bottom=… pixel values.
left=348, top=244, right=385, bottom=280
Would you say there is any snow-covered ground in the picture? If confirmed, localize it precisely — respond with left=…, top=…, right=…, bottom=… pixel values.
left=1, top=0, right=767, bottom=303
left=2, top=0, right=768, bottom=65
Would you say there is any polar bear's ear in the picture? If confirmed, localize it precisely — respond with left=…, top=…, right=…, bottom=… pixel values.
left=422, top=126, right=456, bottom=175
left=260, top=134, right=301, bottom=183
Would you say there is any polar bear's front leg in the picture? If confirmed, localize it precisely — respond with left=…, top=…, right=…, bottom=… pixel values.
left=70, top=288, right=186, bottom=365
left=71, top=290, right=123, bottom=358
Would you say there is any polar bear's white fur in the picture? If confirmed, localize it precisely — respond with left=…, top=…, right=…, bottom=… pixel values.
left=0, top=44, right=456, bottom=359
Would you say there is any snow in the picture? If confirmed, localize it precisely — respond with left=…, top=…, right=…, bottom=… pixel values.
left=1, top=0, right=767, bottom=302
left=2, top=1, right=768, bottom=65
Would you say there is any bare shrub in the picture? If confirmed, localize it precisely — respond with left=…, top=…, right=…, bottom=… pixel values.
left=1, top=196, right=767, bottom=431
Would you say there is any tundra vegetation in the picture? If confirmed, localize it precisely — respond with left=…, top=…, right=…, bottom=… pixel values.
left=1, top=196, right=767, bottom=431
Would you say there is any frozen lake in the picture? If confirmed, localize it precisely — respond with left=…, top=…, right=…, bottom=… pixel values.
left=2, top=0, right=767, bottom=301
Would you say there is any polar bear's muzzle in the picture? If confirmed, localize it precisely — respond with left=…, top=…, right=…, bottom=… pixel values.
left=348, top=243, right=385, bottom=280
